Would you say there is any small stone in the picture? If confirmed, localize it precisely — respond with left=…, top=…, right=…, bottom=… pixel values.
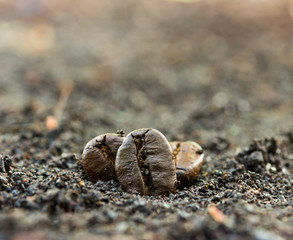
left=253, top=229, right=285, bottom=240
left=0, top=175, right=8, bottom=184
left=116, top=222, right=131, bottom=233
left=0, top=157, right=5, bottom=172
left=249, top=151, right=264, bottom=163
left=178, top=210, right=190, bottom=220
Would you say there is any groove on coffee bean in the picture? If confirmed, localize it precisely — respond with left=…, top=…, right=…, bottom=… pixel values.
left=93, top=135, right=116, bottom=167
left=132, top=129, right=154, bottom=195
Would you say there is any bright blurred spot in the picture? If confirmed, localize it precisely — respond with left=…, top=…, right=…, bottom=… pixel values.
left=0, top=22, right=55, bottom=55
left=46, top=115, right=59, bottom=131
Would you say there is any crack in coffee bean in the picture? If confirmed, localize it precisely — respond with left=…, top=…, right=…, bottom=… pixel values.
left=131, top=130, right=154, bottom=195
left=93, top=135, right=115, bottom=167
left=172, top=143, right=182, bottom=170
left=170, top=141, right=204, bottom=185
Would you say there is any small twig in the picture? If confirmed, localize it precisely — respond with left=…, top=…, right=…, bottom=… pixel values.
left=46, top=80, right=74, bottom=131
left=54, top=80, right=75, bottom=123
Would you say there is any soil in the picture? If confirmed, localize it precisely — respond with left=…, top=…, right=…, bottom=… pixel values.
left=0, top=1, right=292, bottom=239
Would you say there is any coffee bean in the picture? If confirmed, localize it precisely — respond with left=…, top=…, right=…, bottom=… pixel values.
left=115, top=128, right=176, bottom=195
left=170, top=141, right=204, bottom=185
left=82, top=134, right=124, bottom=183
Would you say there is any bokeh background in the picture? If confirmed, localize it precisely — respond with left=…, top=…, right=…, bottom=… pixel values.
left=1, top=0, right=293, bottom=149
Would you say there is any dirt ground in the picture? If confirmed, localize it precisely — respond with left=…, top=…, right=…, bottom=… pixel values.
left=0, top=0, right=292, bottom=239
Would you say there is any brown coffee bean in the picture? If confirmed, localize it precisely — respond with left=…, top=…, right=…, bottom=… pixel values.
left=115, top=128, right=176, bottom=195
left=170, top=141, right=204, bottom=185
left=82, top=134, right=124, bottom=183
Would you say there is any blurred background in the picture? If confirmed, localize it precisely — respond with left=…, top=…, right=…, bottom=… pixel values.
left=0, top=0, right=293, bottom=150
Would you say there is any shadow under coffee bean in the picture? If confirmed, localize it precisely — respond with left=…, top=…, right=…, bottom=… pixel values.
left=116, top=128, right=177, bottom=195
left=82, top=133, right=124, bottom=182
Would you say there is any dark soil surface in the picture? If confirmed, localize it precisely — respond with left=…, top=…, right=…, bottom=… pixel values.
left=0, top=1, right=292, bottom=239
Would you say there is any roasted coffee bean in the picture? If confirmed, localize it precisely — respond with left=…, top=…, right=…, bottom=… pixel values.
left=115, top=128, right=177, bottom=195
left=82, top=134, right=124, bottom=183
left=170, top=141, right=204, bottom=185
